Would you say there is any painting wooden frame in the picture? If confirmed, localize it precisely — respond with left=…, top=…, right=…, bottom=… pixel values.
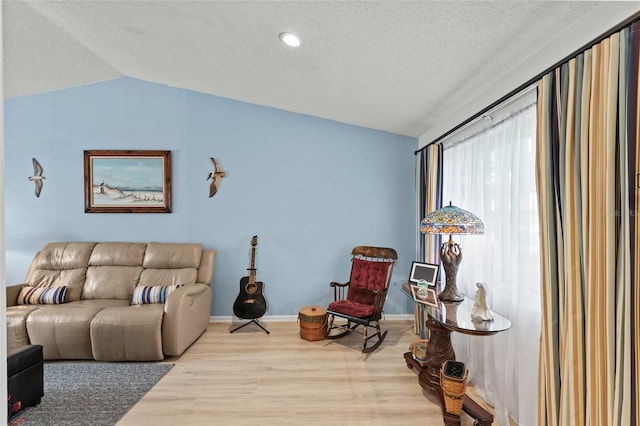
left=84, top=150, right=172, bottom=213
left=409, top=261, right=439, bottom=287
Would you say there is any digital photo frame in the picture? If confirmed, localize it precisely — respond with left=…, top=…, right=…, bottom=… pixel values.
left=409, top=261, right=439, bottom=287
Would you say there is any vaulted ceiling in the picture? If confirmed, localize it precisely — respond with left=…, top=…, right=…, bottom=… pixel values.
left=3, top=1, right=638, bottom=138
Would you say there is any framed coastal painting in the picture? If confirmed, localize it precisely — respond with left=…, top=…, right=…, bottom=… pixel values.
left=84, top=150, right=172, bottom=213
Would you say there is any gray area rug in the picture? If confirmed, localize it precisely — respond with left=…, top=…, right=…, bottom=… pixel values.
left=10, top=362, right=173, bottom=426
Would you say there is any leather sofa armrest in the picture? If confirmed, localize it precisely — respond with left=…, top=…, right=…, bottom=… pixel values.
left=162, top=283, right=212, bottom=356
left=6, top=285, right=25, bottom=307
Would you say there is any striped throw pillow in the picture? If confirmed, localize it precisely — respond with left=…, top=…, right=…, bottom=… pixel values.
left=17, top=286, right=67, bottom=305
left=131, top=285, right=181, bottom=305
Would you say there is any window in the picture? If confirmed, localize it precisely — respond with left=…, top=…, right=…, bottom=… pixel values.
left=441, top=89, right=540, bottom=426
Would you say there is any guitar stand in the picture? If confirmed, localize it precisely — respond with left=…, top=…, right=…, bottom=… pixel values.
left=230, top=319, right=270, bottom=334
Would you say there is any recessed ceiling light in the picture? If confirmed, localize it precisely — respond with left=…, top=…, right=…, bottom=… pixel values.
left=279, top=32, right=301, bottom=47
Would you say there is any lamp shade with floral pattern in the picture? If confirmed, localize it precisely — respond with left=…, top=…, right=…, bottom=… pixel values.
left=420, top=203, right=484, bottom=236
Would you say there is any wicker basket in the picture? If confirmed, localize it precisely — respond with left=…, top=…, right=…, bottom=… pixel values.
left=298, top=306, right=328, bottom=342
left=440, top=360, right=468, bottom=416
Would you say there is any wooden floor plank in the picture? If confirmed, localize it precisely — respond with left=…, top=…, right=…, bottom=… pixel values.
left=117, top=321, right=494, bottom=425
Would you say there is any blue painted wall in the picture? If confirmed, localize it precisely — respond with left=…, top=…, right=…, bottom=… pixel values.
left=4, top=78, right=417, bottom=316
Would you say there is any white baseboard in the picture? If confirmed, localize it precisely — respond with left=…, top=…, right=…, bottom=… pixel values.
left=210, top=313, right=414, bottom=322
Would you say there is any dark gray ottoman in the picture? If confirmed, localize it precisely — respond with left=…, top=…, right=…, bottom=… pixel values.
left=7, top=345, right=43, bottom=416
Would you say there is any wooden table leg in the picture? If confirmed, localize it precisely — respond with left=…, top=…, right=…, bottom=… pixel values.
left=419, top=318, right=455, bottom=389
left=404, top=317, right=494, bottom=426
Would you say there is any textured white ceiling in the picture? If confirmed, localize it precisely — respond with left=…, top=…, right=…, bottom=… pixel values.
left=2, top=1, right=629, bottom=137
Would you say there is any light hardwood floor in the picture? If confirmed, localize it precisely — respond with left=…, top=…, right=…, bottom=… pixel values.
left=118, top=320, right=495, bottom=426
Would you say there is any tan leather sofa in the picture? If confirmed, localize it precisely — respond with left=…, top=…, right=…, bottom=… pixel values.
left=6, top=242, right=215, bottom=361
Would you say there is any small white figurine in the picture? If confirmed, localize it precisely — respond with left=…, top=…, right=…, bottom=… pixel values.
left=471, top=282, right=494, bottom=322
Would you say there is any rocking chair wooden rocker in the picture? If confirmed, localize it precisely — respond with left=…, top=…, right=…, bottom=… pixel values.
left=326, top=246, right=397, bottom=353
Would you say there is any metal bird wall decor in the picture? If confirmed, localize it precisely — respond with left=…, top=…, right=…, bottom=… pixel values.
left=207, top=157, right=227, bottom=198
left=28, top=158, right=46, bottom=197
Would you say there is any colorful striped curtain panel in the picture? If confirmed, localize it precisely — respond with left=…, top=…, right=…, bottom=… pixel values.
left=417, top=143, right=443, bottom=264
left=536, top=22, right=639, bottom=426
left=416, top=144, right=443, bottom=336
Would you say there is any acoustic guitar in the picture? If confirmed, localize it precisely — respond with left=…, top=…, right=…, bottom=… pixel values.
left=233, top=236, right=267, bottom=320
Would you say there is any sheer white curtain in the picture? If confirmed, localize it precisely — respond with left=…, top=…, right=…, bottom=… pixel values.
left=442, top=91, right=539, bottom=426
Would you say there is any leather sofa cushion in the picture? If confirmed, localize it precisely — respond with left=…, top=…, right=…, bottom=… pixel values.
left=7, top=305, right=40, bottom=348
left=143, top=242, right=202, bottom=269
left=26, top=304, right=101, bottom=359
left=82, top=266, right=142, bottom=300
left=84, top=243, right=147, bottom=300
left=89, top=242, right=146, bottom=266
left=33, top=242, right=97, bottom=270
left=90, top=305, right=164, bottom=361
left=139, top=268, right=197, bottom=287
left=139, top=243, right=200, bottom=287
left=25, top=300, right=128, bottom=360
left=26, top=243, right=97, bottom=302
left=26, top=269, right=87, bottom=303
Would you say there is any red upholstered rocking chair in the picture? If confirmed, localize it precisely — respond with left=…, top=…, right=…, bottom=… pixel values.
left=326, top=246, right=397, bottom=353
